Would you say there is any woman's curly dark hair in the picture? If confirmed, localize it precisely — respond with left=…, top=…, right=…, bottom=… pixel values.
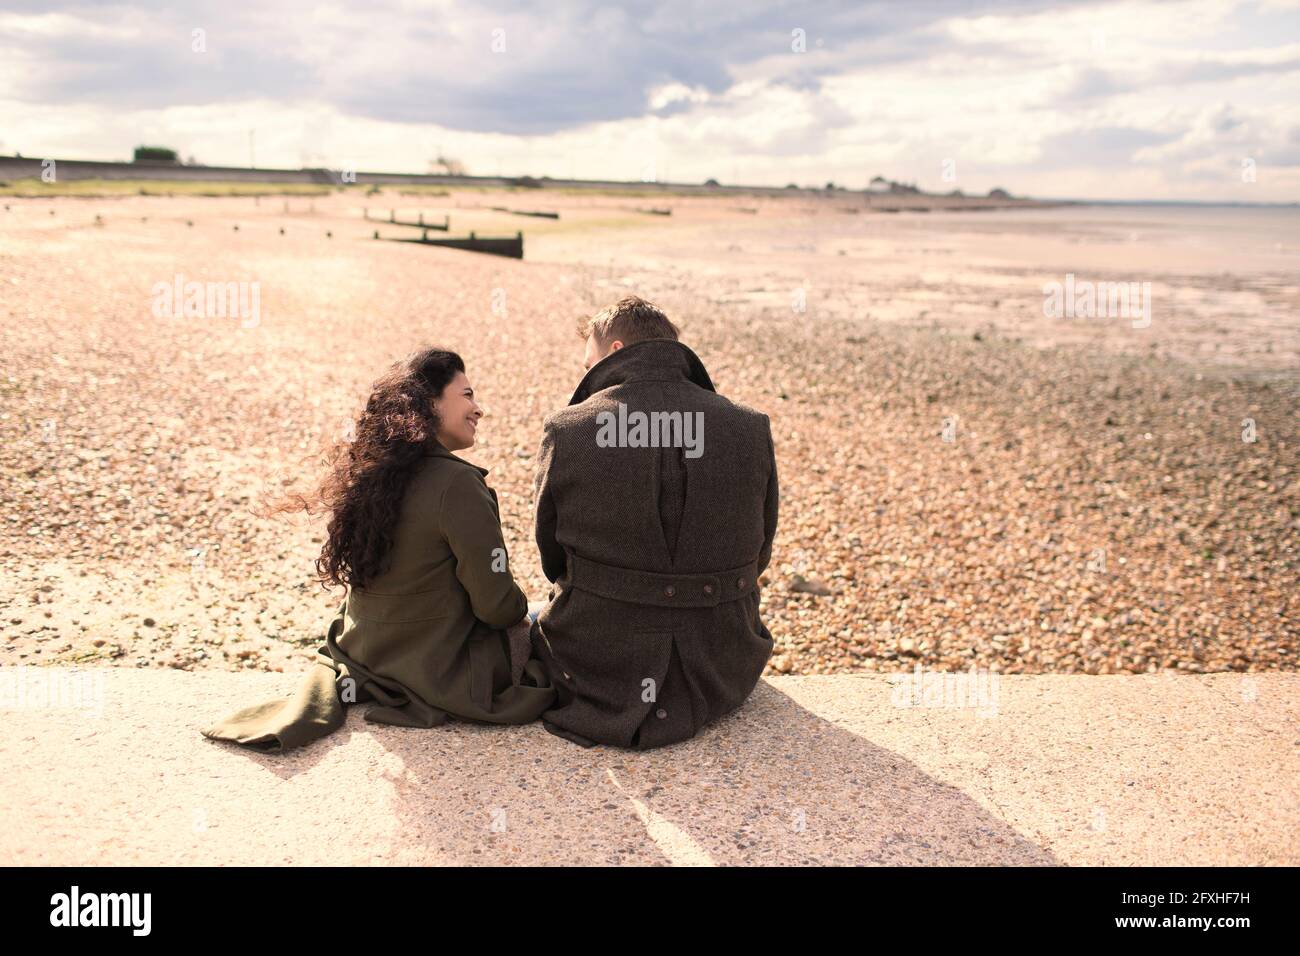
left=282, top=347, right=465, bottom=590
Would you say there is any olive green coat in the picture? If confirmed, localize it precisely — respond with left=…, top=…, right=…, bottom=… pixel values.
left=202, top=442, right=555, bottom=753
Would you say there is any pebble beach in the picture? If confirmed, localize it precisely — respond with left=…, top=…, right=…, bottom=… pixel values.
left=2, top=189, right=1295, bottom=677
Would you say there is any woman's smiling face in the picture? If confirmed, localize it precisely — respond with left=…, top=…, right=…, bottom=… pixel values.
left=432, top=370, right=482, bottom=451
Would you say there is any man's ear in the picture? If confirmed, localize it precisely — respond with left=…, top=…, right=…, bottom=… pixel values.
left=609, top=339, right=624, bottom=352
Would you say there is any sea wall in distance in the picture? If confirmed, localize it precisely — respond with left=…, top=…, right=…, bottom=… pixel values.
left=0, top=155, right=1056, bottom=207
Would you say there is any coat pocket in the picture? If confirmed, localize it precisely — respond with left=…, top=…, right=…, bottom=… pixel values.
left=347, top=587, right=451, bottom=624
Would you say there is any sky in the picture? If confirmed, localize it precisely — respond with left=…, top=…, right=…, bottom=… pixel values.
left=2, top=0, right=1299, bottom=201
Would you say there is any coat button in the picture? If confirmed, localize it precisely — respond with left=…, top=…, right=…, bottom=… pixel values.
left=737, top=578, right=747, bottom=589
left=703, top=584, right=714, bottom=595
left=656, top=708, right=667, bottom=719
left=663, top=585, right=675, bottom=598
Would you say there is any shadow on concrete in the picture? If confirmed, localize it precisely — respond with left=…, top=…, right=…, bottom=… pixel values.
left=209, top=679, right=1058, bottom=865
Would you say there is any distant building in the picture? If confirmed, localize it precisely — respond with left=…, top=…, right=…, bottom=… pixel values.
left=988, top=187, right=1011, bottom=199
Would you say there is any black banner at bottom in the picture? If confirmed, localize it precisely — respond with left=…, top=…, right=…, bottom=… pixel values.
left=2, top=865, right=1286, bottom=941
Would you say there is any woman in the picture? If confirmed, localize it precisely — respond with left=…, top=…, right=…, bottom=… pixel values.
left=202, top=348, right=555, bottom=753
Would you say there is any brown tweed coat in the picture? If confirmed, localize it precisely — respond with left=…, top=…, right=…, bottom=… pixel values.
left=531, top=339, right=779, bottom=749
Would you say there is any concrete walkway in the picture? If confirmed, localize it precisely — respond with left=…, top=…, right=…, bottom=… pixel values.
left=2, top=667, right=1295, bottom=865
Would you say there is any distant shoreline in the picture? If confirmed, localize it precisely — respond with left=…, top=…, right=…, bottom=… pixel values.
left=0, top=154, right=1049, bottom=208
left=5, top=155, right=1290, bottom=207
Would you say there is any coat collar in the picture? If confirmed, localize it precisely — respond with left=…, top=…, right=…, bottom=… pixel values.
left=424, top=437, right=489, bottom=476
left=567, top=339, right=716, bottom=406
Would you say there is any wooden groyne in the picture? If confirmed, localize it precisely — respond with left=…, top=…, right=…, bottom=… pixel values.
left=383, top=229, right=523, bottom=259
left=489, top=206, right=560, bottom=219
left=364, top=208, right=449, bottom=230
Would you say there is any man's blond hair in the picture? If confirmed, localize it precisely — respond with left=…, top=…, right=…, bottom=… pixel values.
left=577, top=295, right=680, bottom=346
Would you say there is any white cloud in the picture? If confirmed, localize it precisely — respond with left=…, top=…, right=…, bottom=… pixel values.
left=1, top=0, right=1297, bottom=200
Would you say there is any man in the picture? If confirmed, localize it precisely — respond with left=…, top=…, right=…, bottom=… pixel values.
left=530, top=295, right=779, bottom=749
